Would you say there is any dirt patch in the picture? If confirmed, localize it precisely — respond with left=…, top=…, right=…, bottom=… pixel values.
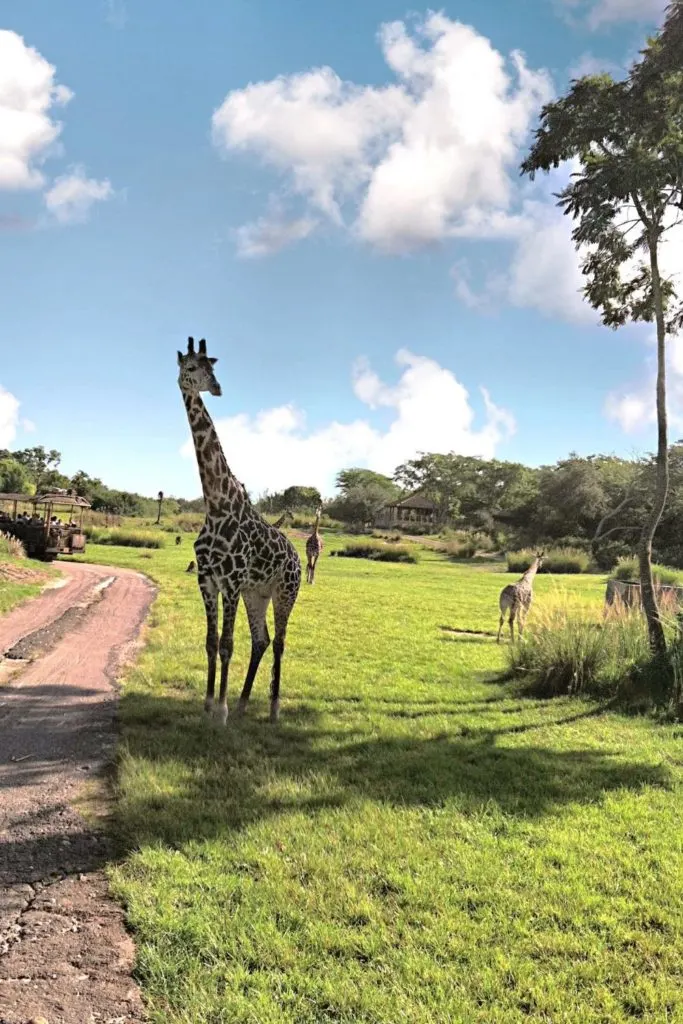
left=0, top=563, right=49, bottom=586
left=0, top=562, right=156, bottom=1024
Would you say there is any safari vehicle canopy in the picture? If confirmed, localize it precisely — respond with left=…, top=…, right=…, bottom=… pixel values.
left=0, top=489, right=91, bottom=561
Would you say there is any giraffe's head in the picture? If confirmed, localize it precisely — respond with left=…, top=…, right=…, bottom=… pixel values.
left=177, top=337, right=222, bottom=397
left=536, top=550, right=544, bottom=567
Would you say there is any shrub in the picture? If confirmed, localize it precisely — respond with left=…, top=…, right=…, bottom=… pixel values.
left=0, top=531, right=26, bottom=559
left=613, top=556, right=683, bottom=588
left=334, top=540, right=418, bottom=564
left=507, top=547, right=591, bottom=575
left=507, top=596, right=654, bottom=700
left=435, top=531, right=495, bottom=560
left=85, top=525, right=166, bottom=549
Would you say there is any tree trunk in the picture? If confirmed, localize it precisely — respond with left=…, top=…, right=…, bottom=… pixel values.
left=639, top=234, right=669, bottom=656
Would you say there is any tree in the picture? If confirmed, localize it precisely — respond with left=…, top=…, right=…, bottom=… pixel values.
left=521, top=61, right=683, bottom=654
left=326, top=483, right=390, bottom=527
left=336, top=468, right=399, bottom=499
left=10, top=446, right=61, bottom=489
left=0, top=457, right=33, bottom=495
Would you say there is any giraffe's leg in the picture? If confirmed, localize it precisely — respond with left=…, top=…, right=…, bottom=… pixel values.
left=215, top=589, right=239, bottom=727
left=509, top=606, right=516, bottom=643
left=497, top=608, right=505, bottom=643
left=306, top=557, right=313, bottom=584
left=237, top=590, right=271, bottom=716
left=198, top=575, right=219, bottom=717
left=309, top=554, right=318, bottom=584
left=269, top=588, right=297, bottom=723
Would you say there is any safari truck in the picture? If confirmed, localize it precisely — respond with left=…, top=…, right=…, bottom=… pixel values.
left=0, top=489, right=91, bottom=561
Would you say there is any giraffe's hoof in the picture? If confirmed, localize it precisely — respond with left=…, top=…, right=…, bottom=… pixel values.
left=269, top=700, right=280, bottom=724
left=203, top=698, right=214, bottom=715
left=236, top=698, right=248, bottom=717
left=215, top=703, right=228, bottom=727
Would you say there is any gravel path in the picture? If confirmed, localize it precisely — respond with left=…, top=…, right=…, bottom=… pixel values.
left=0, top=561, right=156, bottom=1024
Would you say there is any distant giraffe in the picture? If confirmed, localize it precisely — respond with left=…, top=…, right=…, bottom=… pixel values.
left=178, top=336, right=301, bottom=724
left=497, top=551, right=544, bottom=643
left=175, top=535, right=182, bottom=545
left=273, top=509, right=293, bottom=530
left=305, top=505, right=324, bottom=584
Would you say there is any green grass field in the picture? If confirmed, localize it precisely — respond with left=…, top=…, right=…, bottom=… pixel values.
left=67, top=535, right=683, bottom=1022
left=0, top=556, right=56, bottom=615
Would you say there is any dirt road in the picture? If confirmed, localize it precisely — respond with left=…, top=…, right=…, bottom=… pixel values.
left=0, top=561, right=156, bottom=1024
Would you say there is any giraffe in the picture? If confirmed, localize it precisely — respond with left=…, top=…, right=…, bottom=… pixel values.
left=178, top=337, right=301, bottom=724
left=497, top=551, right=544, bottom=643
left=273, top=509, right=294, bottom=530
left=305, top=505, right=324, bottom=584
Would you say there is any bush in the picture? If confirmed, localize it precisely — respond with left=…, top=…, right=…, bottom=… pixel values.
left=507, top=547, right=591, bottom=575
left=508, top=593, right=683, bottom=708
left=85, top=526, right=166, bottom=549
left=435, top=531, right=495, bottom=560
left=334, top=540, right=418, bottom=564
left=508, top=596, right=651, bottom=699
left=0, top=531, right=26, bottom=559
left=613, top=556, right=683, bottom=588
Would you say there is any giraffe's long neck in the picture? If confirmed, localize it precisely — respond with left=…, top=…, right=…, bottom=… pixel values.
left=182, top=390, right=244, bottom=512
left=311, top=511, right=321, bottom=536
left=522, top=559, right=541, bottom=584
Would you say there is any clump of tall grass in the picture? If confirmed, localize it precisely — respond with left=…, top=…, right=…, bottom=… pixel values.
left=507, top=591, right=683, bottom=708
left=85, top=525, right=166, bottom=549
left=508, top=595, right=652, bottom=699
left=507, top=547, right=591, bottom=575
left=613, top=556, right=683, bottom=588
left=334, top=539, right=418, bottom=564
left=0, top=532, right=26, bottom=559
left=435, top=531, right=495, bottom=560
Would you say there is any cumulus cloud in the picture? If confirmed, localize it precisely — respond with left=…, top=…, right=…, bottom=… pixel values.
left=44, top=166, right=114, bottom=223
left=0, top=29, right=73, bottom=190
left=180, top=350, right=515, bottom=496
left=212, top=12, right=551, bottom=255
left=0, top=30, right=113, bottom=223
left=0, top=385, right=21, bottom=448
left=235, top=211, right=318, bottom=258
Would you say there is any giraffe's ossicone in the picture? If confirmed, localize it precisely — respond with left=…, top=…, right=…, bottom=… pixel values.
left=178, top=336, right=301, bottom=724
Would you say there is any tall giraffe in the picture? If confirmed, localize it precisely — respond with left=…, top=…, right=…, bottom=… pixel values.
left=178, top=337, right=301, bottom=724
left=273, top=509, right=293, bottom=530
left=305, top=505, right=324, bottom=584
left=497, top=551, right=544, bottom=643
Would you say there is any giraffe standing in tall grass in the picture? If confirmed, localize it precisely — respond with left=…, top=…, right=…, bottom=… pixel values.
left=497, top=551, right=544, bottom=643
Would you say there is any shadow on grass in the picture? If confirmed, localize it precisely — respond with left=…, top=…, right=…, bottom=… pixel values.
left=108, top=690, right=671, bottom=853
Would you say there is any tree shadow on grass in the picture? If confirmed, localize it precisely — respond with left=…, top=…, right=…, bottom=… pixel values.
left=108, top=690, right=671, bottom=854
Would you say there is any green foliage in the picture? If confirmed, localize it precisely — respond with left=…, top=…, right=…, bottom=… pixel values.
left=613, top=556, right=683, bottom=587
left=507, top=548, right=592, bottom=574
left=335, top=539, right=418, bottom=563
left=326, top=483, right=393, bottom=526
left=84, top=526, right=166, bottom=548
left=508, top=596, right=651, bottom=699
left=257, top=485, right=322, bottom=514
left=0, top=457, right=33, bottom=495
left=435, top=532, right=495, bottom=560
left=335, top=467, right=399, bottom=498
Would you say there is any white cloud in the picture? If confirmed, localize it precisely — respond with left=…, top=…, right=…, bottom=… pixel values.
left=0, top=29, right=73, bottom=190
left=212, top=13, right=551, bottom=254
left=557, top=0, right=665, bottom=29
left=0, top=385, right=21, bottom=448
left=235, top=211, right=318, bottom=258
left=44, top=166, right=113, bottom=223
left=20, top=418, right=36, bottom=434
left=180, top=350, right=515, bottom=496
left=568, top=53, right=623, bottom=79
left=586, top=0, right=665, bottom=29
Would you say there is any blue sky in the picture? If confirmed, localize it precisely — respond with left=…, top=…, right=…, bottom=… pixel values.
left=0, top=0, right=671, bottom=499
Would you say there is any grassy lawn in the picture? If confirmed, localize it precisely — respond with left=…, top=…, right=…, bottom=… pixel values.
left=75, top=536, right=683, bottom=1023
